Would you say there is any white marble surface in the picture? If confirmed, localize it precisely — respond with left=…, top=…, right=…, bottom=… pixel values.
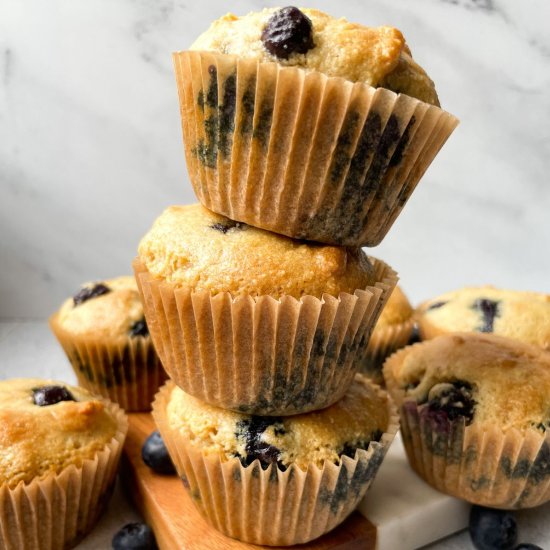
left=2, top=321, right=550, bottom=549
left=1, top=0, right=549, bottom=319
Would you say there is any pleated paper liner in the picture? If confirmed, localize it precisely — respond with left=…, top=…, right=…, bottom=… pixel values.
left=49, top=314, right=168, bottom=412
left=133, top=256, right=397, bottom=416
left=152, top=381, right=399, bottom=546
left=359, top=317, right=415, bottom=385
left=383, top=347, right=550, bottom=509
left=0, top=401, right=127, bottom=550
left=173, top=50, right=459, bottom=247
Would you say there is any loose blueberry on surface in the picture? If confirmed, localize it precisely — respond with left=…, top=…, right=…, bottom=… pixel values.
left=514, top=545, right=544, bottom=550
left=261, top=7, right=314, bottom=60
left=426, top=381, right=476, bottom=425
left=32, top=385, right=76, bottom=407
left=472, top=298, right=500, bottom=333
left=73, top=282, right=111, bottom=306
left=469, top=505, right=518, bottom=550
left=141, top=431, right=176, bottom=475
left=129, top=318, right=149, bottom=338
left=112, top=522, right=158, bottom=550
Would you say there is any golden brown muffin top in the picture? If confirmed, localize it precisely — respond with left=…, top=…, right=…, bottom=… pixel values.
left=0, top=379, right=119, bottom=488
left=417, top=286, right=550, bottom=351
left=55, top=276, right=146, bottom=339
left=165, top=374, right=390, bottom=469
left=385, top=333, right=550, bottom=432
left=138, top=204, right=375, bottom=299
left=190, top=7, right=439, bottom=105
left=374, top=285, right=413, bottom=329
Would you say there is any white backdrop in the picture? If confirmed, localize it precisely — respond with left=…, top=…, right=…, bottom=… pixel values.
left=1, top=0, right=549, bottom=319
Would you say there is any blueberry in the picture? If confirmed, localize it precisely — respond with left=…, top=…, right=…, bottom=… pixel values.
left=112, top=522, right=158, bottom=550
left=426, top=300, right=447, bottom=311
left=141, top=431, right=176, bottom=475
left=469, top=505, right=518, bottom=550
left=129, top=318, right=149, bottom=337
left=472, top=298, right=500, bottom=333
left=514, top=545, right=544, bottom=550
left=426, top=381, right=476, bottom=425
left=236, top=416, right=284, bottom=469
left=408, top=324, right=421, bottom=345
left=209, top=220, right=245, bottom=234
left=73, top=282, right=111, bottom=306
left=32, top=385, right=76, bottom=406
left=261, top=7, right=314, bottom=60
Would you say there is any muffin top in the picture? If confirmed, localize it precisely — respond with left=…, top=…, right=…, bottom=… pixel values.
left=138, top=204, right=375, bottom=299
left=373, top=286, right=413, bottom=330
left=165, top=374, right=390, bottom=470
left=54, top=276, right=148, bottom=339
left=0, top=379, right=119, bottom=488
left=384, top=333, right=550, bottom=432
left=190, top=7, right=439, bottom=105
left=416, top=286, right=550, bottom=351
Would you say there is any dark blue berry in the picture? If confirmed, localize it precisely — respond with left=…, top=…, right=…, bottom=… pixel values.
left=261, top=7, right=314, bottom=60
left=426, top=381, right=476, bottom=425
left=112, top=522, right=158, bottom=550
left=73, top=282, right=110, bottom=306
left=472, top=298, right=500, bottom=333
left=236, top=416, right=283, bottom=469
left=129, top=318, right=149, bottom=337
left=32, top=385, right=75, bottom=407
left=469, top=505, right=518, bottom=550
left=141, top=431, right=176, bottom=475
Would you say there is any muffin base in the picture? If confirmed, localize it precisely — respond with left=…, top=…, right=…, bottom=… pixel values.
left=134, top=256, right=397, bottom=415
left=0, top=400, right=127, bottom=550
left=174, top=50, right=459, bottom=246
left=50, top=315, right=167, bottom=412
left=152, top=382, right=399, bottom=546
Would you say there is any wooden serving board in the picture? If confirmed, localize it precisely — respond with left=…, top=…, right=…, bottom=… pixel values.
left=121, top=413, right=377, bottom=550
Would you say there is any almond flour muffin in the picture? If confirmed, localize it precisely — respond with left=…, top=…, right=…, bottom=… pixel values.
left=174, top=7, right=458, bottom=246
left=361, top=285, right=415, bottom=384
left=0, top=379, right=127, bottom=550
left=384, top=333, right=550, bottom=509
left=416, top=286, right=550, bottom=351
left=153, top=375, right=398, bottom=545
left=50, top=276, right=166, bottom=411
left=135, top=204, right=397, bottom=415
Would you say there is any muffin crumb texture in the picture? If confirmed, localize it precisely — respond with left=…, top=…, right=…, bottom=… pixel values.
left=190, top=8, right=439, bottom=105
left=165, top=374, right=389, bottom=470
left=138, top=204, right=375, bottom=299
left=0, top=379, right=118, bottom=488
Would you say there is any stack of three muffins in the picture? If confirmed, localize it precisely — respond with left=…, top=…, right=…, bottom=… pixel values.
left=133, top=6, right=458, bottom=545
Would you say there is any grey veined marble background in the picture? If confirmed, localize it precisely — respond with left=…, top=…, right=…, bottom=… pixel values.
left=1, top=0, right=549, bottom=319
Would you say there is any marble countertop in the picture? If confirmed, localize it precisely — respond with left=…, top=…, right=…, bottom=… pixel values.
left=1, top=321, right=549, bottom=550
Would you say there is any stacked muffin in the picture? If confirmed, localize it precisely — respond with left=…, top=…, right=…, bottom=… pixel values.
left=134, top=7, right=458, bottom=545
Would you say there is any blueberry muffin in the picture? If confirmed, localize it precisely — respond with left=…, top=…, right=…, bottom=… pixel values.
left=384, top=333, right=550, bottom=508
left=134, top=203, right=397, bottom=415
left=416, top=286, right=550, bottom=351
left=361, top=285, right=415, bottom=384
left=152, top=374, right=398, bottom=545
left=174, top=7, right=458, bottom=246
left=0, top=379, right=127, bottom=550
left=50, top=276, right=167, bottom=411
